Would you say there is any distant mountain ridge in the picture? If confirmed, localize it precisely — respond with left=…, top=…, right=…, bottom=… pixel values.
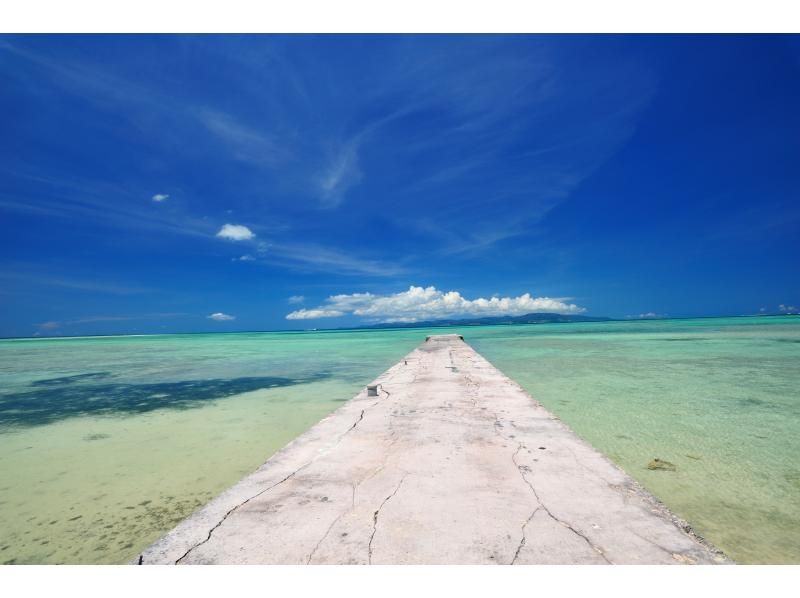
left=356, top=312, right=612, bottom=330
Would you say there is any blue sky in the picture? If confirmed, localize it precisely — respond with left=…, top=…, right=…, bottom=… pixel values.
left=1, top=34, right=799, bottom=337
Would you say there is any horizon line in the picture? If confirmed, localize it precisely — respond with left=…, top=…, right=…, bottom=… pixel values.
left=2, top=312, right=797, bottom=342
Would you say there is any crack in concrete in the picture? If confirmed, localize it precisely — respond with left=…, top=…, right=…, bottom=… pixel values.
left=628, top=528, right=681, bottom=559
left=511, top=507, right=539, bottom=565
left=347, top=409, right=365, bottom=432
left=175, top=405, right=370, bottom=565
left=141, top=337, right=728, bottom=566
left=309, top=399, right=404, bottom=565
left=511, top=444, right=612, bottom=564
left=352, top=436, right=396, bottom=509
left=306, top=490, right=354, bottom=565
left=367, top=475, right=407, bottom=565
left=307, top=439, right=401, bottom=565
left=492, top=412, right=507, bottom=440
left=174, top=465, right=303, bottom=564
left=463, top=369, right=481, bottom=410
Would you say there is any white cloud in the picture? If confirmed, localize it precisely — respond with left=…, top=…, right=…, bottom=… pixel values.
left=286, top=285, right=585, bottom=321
left=152, top=193, right=169, bottom=202
left=234, top=254, right=255, bottom=262
left=216, top=224, right=255, bottom=241
left=626, top=312, right=666, bottom=320
left=208, top=312, right=235, bottom=321
left=286, top=308, right=345, bottom=320
left=779, top=304, right=798, bottom=314
left=288, top=295, right=305, bottom=304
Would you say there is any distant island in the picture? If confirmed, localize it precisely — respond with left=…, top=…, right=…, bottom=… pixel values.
left=353, top=312, right=612, bottom=330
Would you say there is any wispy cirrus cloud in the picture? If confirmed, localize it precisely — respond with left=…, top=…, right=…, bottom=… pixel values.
left=35, top=312, right=189, bottom=333
left=316, top=139, right=363, bottom=208
left=362, top=40, right=656, bottom=256
left=2, top=42, right=286, bottom=167
left=408, top=216, right=531, bottom=257
left=263, top=243, right=407, bottom=277
left=286, top=285, right=585, bottom=322
left=1, top=269, right=153, bottom=295
left=0, top=170, right=214, bottom=239
left=0, top=40, right=157, bottom=111
left=194, top=108, right=289, bottom=167
left=1, top=37, right=658, bottom=301
left=217, top=240, right=401, bottom=277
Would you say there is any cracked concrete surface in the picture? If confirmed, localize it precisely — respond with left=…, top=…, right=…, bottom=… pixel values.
left=137, top=334, right=730, bottom=565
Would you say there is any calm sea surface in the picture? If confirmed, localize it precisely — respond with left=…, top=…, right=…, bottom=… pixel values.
left=0, top=316, right=798, bottom=564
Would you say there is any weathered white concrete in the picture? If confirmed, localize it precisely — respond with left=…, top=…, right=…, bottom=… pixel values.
left=138, top=334, right=729, bottom=565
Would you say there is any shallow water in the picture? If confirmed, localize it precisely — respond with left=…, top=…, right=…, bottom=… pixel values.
left=462, top=317, right=800, bottom=564
left=0, top=317, right=798, bottom=564
left=0, top=330, right=422, bottom=564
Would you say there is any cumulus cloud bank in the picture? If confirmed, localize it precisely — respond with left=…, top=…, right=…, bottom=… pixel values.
left=286, top=285, right=585, bottom=322
left=208, top=312, right=235, bottom=321
left=216, top=224, right=255, bottom=241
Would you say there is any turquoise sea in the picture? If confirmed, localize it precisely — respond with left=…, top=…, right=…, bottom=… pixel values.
left=0, top=316, right=798, bottom=564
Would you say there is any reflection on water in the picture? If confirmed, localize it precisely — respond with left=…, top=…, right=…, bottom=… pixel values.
left=2, top=373, right=329, bottom=427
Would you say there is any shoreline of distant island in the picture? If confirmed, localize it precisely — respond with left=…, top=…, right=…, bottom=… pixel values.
left=335, top=311, right=611, bottom=330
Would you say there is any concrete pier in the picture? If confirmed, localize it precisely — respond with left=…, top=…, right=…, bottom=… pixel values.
left=139, top=334, right=729, bottom=565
